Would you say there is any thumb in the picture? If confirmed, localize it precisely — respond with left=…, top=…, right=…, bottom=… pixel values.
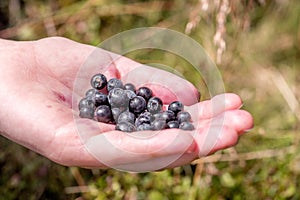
left=121, top=65, right=200, bottom=105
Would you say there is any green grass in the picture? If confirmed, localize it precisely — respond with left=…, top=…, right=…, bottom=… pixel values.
left=1, top=0, right=300, bottom=199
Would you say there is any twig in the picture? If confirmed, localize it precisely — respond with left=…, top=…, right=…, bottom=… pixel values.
left=270, top=68, right=300, bottom=122
left=70, top=167, right=86, bottom=188
left=65, top=186, right=90, bottom=194
left=192, top=146, right=297, bottom=164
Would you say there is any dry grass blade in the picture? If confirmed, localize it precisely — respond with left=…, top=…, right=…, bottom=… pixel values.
left=67, top=167, right=91, bottom=198
left=192, top=146, right=297, bottom=164
left=65, top=186, right=90, bottom=194
left=70, top=167, right=86, bottom=186
left=270, top=68, right=300, bottom=122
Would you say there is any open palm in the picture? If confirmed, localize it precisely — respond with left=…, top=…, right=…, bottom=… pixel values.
left=0, top=37, right=253, bottom=172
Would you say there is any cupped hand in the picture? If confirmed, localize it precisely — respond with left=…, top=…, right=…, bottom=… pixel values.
left=0, top=37, right=253, bottom=172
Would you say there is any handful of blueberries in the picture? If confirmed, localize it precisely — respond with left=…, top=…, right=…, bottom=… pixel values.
left=78, top=73, right=195, bottom=132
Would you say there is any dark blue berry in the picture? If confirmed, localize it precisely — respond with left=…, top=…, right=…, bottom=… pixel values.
left=179, top=122, right=195, bottom=130
left=135, top=111, right=154, bottom=127
left=168, top=101, right=184, bottom=114
left=93, top=91, right=109, bottom=106
left=151, top=119, right=166, bottom=130
left=83, top=72, right=194, bottom=133
left=167, top=120, right=180, bottom=129
left=124, top=83, right=136, bottom=92
left=79, top=107, right=94, bottom=119
left=91, top=74, right=107, bottom=90
left=117, top=111, right=136, bottom=124
left=129, top=96, right=147, bottom=115
left=147, top=97, right=163, bottom=114
left=154, top=110, right=175, bottom=122
left=137, top=123, right=153, bottom=131
left=116, top=121, right=136, bottom=132
left=125, top=90, right=137, bottom=100
left=94, top=105, right=113, bottom=123
left=107, top=78, right=124, bottom=92
left=136, top=87, right=153, bottom=101
left=111, top=107, right=126, bottom=122
left=177, top=111, right=192, bottom=124
left=78, top=97, right=95, bottom=110
left=108, top=88, right=129, bottom=108
left=85, top=88, right=97, bottom=97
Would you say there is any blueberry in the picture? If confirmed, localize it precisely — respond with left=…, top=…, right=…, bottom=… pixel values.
left=94, top=91, right=109, bottom=106
left=124, top=83, right=136, bottom=92
left=79, top=107, right=94, bottom=119
left=154, top=110, right=175, bottom=122
left=129, top=96, right=147, bottom=115
left=135, top=111, right=154, bottom=127
left=147, top=97, right=163, bottom=114
left=85, top=88, right=97, bottom=97
left=136, top=87, right=153, bottom=101
left=137, top=123, right=153, bottom=131
left=90, top=74, right=107, bottom=90
left=94, top=105, right=113, bottom=123
left=116, top=121, right=136, bottom=132
left=78, top=97, right=95, bottom=110
left=177, top=111, right=192, bottom=124
left=83, top=72, right=192, bottom=132
left=117, top=110, right=136, bottom=124
left=153, top=112, right=163, bottom=119
left=108, top=88, right=130, bottom=108
left=179, top=122, right=195, bottom=130
left=167, top=120, right=180, bottom=129
left=168, top=101, right=184, bottom=114
left=111, top=107, right=126, bottom=122
left=107, top=78, right=124, bottom=92
left=125, top=90, right=137, bottom=100
left=151, top=119, right=166, bottom=130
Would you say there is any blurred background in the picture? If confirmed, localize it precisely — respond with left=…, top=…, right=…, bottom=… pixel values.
left=0, top=0, right=300, bottom=199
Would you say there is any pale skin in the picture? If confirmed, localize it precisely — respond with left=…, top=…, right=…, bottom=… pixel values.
left=0, top=37, right=253, bottom=171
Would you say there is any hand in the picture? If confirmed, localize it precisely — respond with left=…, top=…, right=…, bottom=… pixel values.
left=0, top=37, right=253, bottom=172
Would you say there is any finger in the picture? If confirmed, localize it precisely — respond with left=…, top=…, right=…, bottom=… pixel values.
left=122, top=65, right=200, bottom=105
left=187, top=93, right=243, bottom=119
left=197, top=110, right=254, bottom=135
left=157, top=123, right=243, bottom=169
left=193, top=125, right=239, bottom=157
left=224, top=110, right=253, bottom=134
left=59, top=118, right=196, bottom=169
left=205, top=126, right=239, bottom=155
left=83, top=129, right=196, bottom=172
